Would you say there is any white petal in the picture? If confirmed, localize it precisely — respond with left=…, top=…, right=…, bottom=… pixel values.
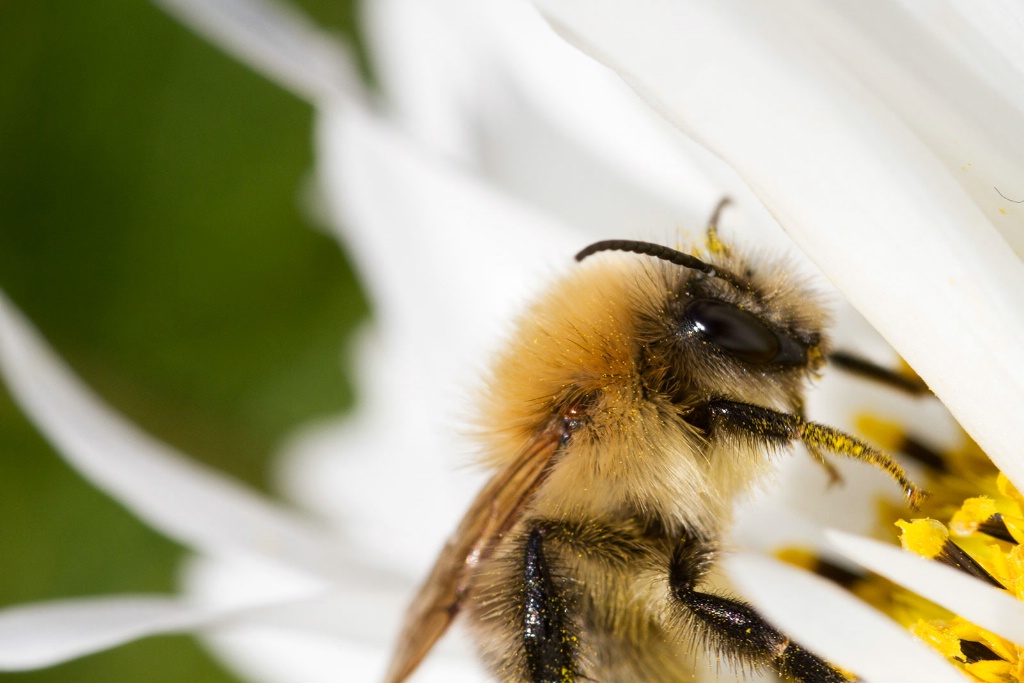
left=316, top=105, right=582, bottom=348
left=315, top=101, right=585, bottom=408
left=0, top=596, right=225, bottom=670
left=0, top=291, right=352, bottom=580
left=183, top=554, right=484, bottom=683
left=953, top=0, right=1024, bottom=80
left=896, top=0, right=1024, bottom=121
left=203, top=627, right=485, bottom=683
left=810, top=2, right=1024, bottom=256
left=180, top=553, right=407, bottom=645
left=275, top=327, right=483, bottom=574
left=364, top=0, right=726, bottom=237
left=725, top=553, right=968, bottom=683
left=535, top=0, right=1024, bottom=487
left=153, top=0, right=361, bottom=106
left=828, top=530, right=1024, bottom=645
left=359, top=0, right=482, bottom=163
left=463, top=1, right=723, bottom=231
left=290, top=105, right=584, bottom=571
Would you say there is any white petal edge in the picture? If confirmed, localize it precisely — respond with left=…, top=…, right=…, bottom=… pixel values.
left=900, top=0, right=1024, bottom=121
left=185, top=554, right=485, bottom=683
left=774, top=3, right=1024, bottom=258
left=180, top=553, right=408, bottom=647
left=316, top=102, right=585, bottom=422
left=316, top=103, right=583, bottom=354
left=828, top=529, right=1024, bottom=645
left=0, top=290, right=358, bottom=580
left=0, top=596, right=241, bottom=670
left=362, top=0, right=728, bottom=238
left=535, top=0, right=1024, bottom=487
left=0, top=581, right=391, bottom=672
left=725, top=553, right=969, bottom=683
left=203, top=628, right=486, bottom=683
left=153, top=0, right=361, bottom=106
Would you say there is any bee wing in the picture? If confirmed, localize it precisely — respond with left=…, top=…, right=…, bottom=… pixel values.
left=383, top=425, right=563, bottom=683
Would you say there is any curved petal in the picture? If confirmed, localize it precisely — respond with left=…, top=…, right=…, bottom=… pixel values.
left=280, top=105, right=585, bottom=571
left=725, top=553, right=968, bottom=683
left=828, top=530, right=1024, bottom=646
left=535, top=0, right=1024, bottom=487
left=363, top=0, right=729, bottom=238
left=812, top=1, right=1024, bottom=255
left=0, top=291, right=352, bottom=580
left=180, top=553, right=407, bottom=645
left=183, top=555, right=484, bottom=683
left=0, top=596, right=228, bottom=670
left=317, top=104, right=581, bottom=376
left=203, top=629, right=485, bottom=683
left=153, top=0, right=361, bottom=106
left=0, top=577, right=367, bottom=672
left=945, top=0, right=1024, bottom=94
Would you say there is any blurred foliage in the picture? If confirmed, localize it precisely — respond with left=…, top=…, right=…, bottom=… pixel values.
left=0, top=1, right=366, bottom=681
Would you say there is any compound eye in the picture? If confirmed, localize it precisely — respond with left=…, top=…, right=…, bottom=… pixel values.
left=684, top=299, right=779, bottom=364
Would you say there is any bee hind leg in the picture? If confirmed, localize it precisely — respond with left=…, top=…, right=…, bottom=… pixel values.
left=669, top=540, right=849, bottom=683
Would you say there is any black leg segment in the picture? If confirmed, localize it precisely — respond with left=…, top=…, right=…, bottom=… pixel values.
left=691, top=399, right=925, bottom=507
left=521, top=527, right=578, bottom=683
left=669, top=540, right=848, bottom=683
left=827, top=351, right=929, bottom=395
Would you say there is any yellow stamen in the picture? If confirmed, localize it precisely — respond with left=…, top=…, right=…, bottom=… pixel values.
left=896, top=518, right=948, bottom=559
left=950, top=497, right=999, bottom=537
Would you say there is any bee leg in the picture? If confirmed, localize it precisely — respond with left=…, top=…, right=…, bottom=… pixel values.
left=520, top=526, right=579, bottom=683
left=827, top=350, right=930, bottom=395
left=690, top=399, right=926, bottom=507
left=669, top=540, right=849, bottom=683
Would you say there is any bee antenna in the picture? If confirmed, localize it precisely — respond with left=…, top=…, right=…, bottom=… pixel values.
left=574, top=240, right=717, bottom=276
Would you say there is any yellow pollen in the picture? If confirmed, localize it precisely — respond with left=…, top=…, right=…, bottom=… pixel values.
left=896, top=518, right=948, bottom=559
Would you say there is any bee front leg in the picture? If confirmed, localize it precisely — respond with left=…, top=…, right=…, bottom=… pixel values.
left=668, top=540, right=849, bottom=683
left=689, top=399, right=925, bottom=506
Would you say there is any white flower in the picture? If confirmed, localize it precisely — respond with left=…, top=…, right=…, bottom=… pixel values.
left=1, top=1, right=1022, bottom=682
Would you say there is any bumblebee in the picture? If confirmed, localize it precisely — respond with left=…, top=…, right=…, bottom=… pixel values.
left=385, top=202, right=924, bottom=683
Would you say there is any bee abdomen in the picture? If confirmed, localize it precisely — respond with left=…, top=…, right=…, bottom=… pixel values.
left=522, top=527, right=578, bottom=683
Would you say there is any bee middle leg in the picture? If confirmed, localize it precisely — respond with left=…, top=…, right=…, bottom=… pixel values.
left=519, top=526, right=579, bottom=683
left=668, top=539, right=848, bottom=683
left=826, top=350, right=929, bottom=395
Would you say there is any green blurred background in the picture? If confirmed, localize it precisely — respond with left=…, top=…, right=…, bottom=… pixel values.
left=0, top=2, right=367, bottom=680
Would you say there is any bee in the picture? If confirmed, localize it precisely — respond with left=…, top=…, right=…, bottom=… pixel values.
left=384, top=201, right=925, bottom=683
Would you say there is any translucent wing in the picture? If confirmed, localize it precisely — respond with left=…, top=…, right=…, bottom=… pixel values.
left=383, top=424, right=564, bottom=683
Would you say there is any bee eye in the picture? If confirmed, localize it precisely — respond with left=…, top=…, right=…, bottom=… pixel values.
left=683, top=299, right=780, bottom=364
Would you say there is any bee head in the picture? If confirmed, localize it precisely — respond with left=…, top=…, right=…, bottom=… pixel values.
left=576, top=239, right=828, bottom=408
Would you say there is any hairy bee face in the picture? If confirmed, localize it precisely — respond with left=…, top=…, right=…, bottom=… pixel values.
left=476, top=250, right=829, bottom=536
left=641, top=252, right=828, bottom=411
left=385, top=232, right=920, bottom=683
